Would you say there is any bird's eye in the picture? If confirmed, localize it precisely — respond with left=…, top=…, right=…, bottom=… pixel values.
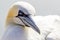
left=16, top=10, right=29, bottom=17
left=18, top=10, right=24, bottom=16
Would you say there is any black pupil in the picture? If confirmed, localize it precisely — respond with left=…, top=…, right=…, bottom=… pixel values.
left=18, top=10, right=28, bottom=17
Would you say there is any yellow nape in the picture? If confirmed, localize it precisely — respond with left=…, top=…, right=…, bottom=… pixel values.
left=6, top=6, right=18, bottom=26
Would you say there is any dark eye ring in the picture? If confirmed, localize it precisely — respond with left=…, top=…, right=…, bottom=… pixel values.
left=16, top=10, right=29, bottom=17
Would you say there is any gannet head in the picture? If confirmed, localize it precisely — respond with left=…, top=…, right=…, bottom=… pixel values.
left=6, top=1, right=40, bottom=34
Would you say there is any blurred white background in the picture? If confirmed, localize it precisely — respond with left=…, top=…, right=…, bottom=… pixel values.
left=0, top=0, right=60, bottom=39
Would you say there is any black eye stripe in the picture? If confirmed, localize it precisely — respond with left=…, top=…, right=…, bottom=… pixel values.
left=16, top=10, right=29, bottom=17
left=18, top=10, right=28, bottom=17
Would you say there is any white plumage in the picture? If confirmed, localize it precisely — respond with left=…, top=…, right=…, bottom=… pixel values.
left=34, top=15, right=60, bottom=40
left=28, top=15, right=60, bottom=40
left=1, top=1, right=60, bottom=40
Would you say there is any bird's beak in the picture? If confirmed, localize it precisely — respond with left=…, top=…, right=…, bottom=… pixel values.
left=17, top=16, right=40, bottom=34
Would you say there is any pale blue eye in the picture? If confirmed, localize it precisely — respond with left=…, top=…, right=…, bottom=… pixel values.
left=18, top=10, right=24, bottom=15
left=16, top=10, right=30, bottom=17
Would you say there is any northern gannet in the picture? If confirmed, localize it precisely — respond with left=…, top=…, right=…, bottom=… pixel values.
left=1, top=1, right=40, bottom=40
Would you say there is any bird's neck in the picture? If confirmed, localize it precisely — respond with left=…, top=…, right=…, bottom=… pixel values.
left=7, top=23, right=23, bottom=29
left=3, top=23, right=29, bottom=40
left=7, top=23, right=28, bottom=32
